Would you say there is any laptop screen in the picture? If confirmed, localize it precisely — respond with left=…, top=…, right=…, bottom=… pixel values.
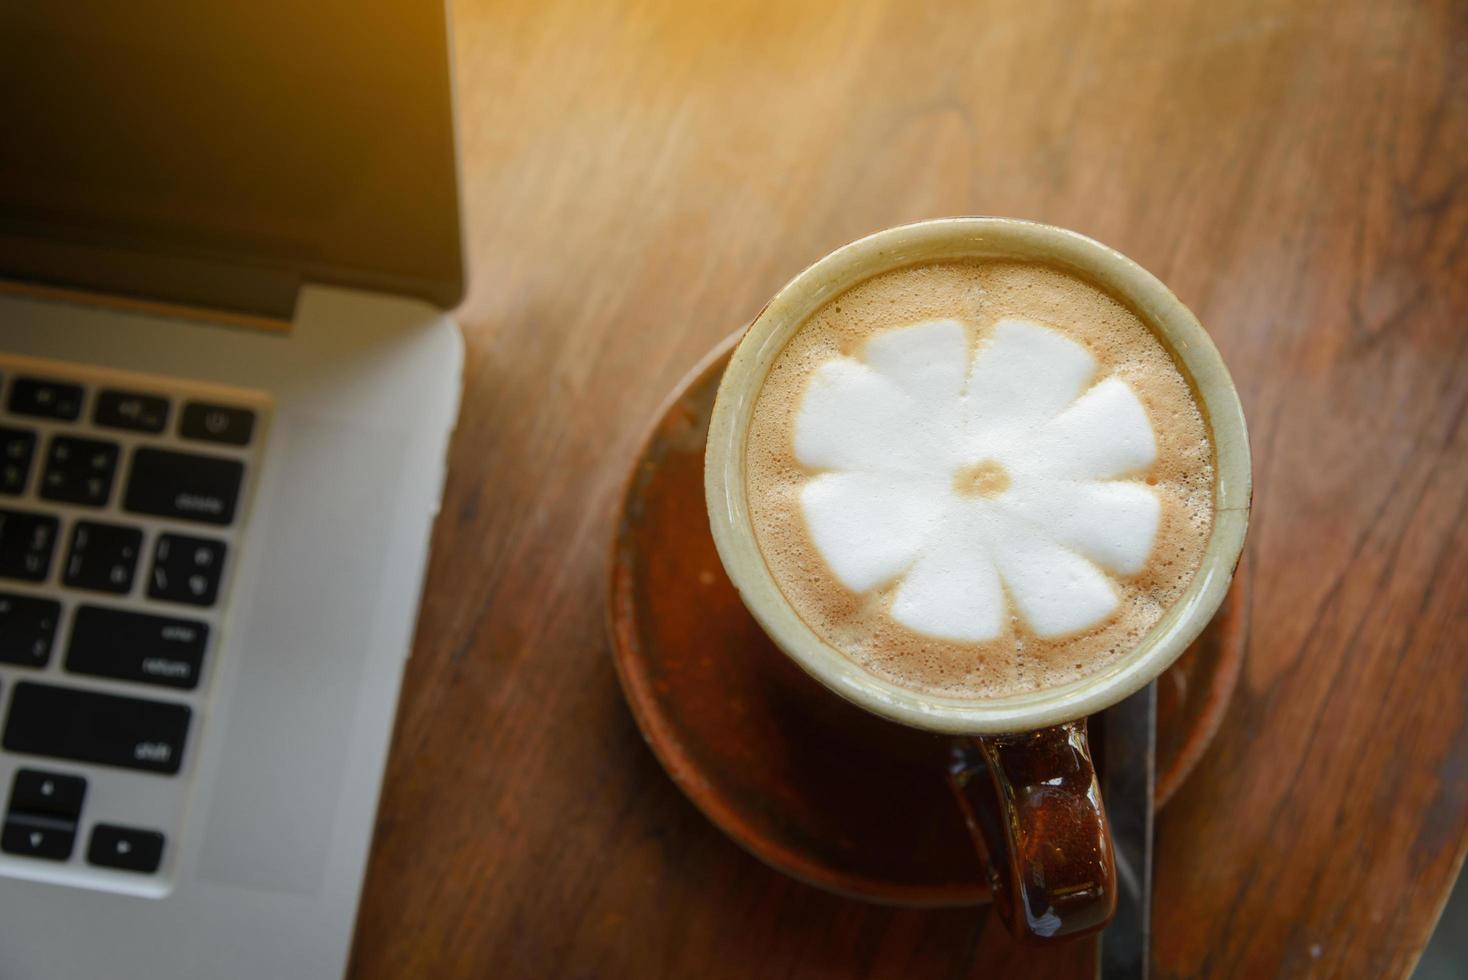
left=0, top=1, right=463, bottom=316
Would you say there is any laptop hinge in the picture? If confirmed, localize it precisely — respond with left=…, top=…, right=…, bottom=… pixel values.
left=0, top=233, right=298, bottom=331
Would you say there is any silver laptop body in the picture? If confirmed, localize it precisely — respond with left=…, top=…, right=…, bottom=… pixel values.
left=0, top=3, right=464, bottom=976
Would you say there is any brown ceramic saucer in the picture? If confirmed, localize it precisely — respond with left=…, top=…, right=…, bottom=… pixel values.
left=607, top=333, right=1247, bottom=907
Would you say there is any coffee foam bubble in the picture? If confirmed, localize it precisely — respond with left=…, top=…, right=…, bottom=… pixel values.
left=743, top=261, right=1215, bottom=700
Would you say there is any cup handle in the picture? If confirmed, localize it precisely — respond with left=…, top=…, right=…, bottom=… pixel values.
left=947, top=720, right=1116, bottom=943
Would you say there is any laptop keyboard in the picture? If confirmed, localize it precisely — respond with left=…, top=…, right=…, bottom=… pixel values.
left=0, top=354, right=267, bottom=894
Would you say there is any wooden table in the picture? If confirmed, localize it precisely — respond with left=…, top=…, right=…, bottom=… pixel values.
left=349, top=1, right=1468, bottom=975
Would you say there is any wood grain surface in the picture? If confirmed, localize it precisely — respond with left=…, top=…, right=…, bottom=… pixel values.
left=349, top=0, right=1468, bottom=976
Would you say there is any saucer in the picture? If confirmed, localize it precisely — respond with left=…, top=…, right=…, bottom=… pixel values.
left=607, top=333, right=1246, bottom=907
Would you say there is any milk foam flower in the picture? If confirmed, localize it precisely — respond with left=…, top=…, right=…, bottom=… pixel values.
left=795, top=318, right=1160, bottom=642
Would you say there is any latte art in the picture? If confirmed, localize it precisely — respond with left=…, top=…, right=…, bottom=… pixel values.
left=794, top=318, right=1161, bottom=641
left=743, top=260, right=1215, bottom=699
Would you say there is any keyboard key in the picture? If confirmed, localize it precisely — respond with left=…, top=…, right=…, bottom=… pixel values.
left=94, top=390, right=169, bottom=434
left=87, top=824, right=164, bottom=873
left=63, top=521, right=142, bottom=594
left=1, top=813, right=76, bottom=861
left=67, top=606, right=208, bottom=690
left=0, top=593, right=61, bottom=667
left=148, top=533, right=226, bottom=606
left=9, top=769, right=87, bottom=817
left=0, top=509, right=58, bottom=582
left=123, top=448, right=243, bottom=526
left=40, top=436, right=120, bottom=507
left=0, top=428, right=36, bottom=494
left=8, top=378, right=83, bottom=421
left=179, top=402, right=255, bottom=446
left=2, top=681, right=191, bottom=775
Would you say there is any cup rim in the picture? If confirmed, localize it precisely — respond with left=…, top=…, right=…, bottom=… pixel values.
left=705, top=217, right=1251, bottom=734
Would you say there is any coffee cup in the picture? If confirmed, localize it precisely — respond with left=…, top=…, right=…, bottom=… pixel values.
left=704, top=218, right=1249, bottom=942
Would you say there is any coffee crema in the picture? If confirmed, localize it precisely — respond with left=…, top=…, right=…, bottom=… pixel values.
left=743, top=261, right=1215, bottom=700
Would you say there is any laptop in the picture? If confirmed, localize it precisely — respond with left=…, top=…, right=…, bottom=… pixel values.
left=0, top=3, right=463, bottom=976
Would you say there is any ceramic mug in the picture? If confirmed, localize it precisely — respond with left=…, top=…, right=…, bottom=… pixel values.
left=704, top=218, right=1250, bottom=942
